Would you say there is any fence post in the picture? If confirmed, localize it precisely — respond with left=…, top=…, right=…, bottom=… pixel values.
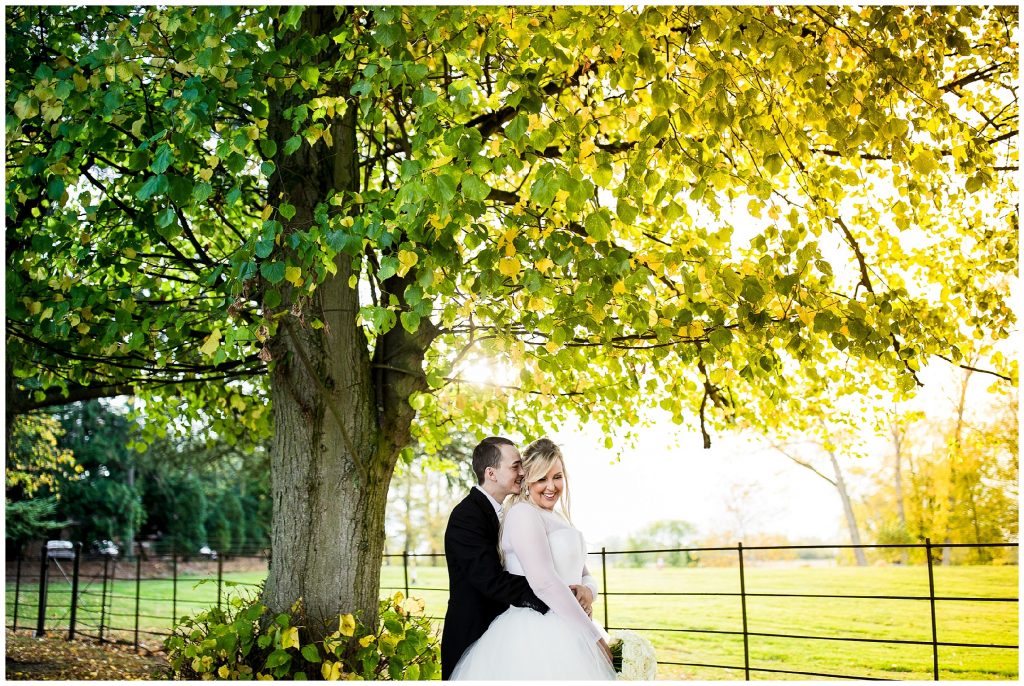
left=134, top=547, right=142, bottom=649
left=737, top=542, right=750, bottom=680
left=217, top=553, right=224, bottom=612
left=68, top=542, right=82, bottom=640
left=925, top=538, right=939, bottom=680
left=13, top=554, right=23, bottom=631
left=601, top=546, right=609, bottom=630
left=99, top=556, right=109, bottom=642
left=172, top=548, right=178, bottom=625
left=403, top=550, right=410, bottom=598
left=35, top=543, right=49, bottom=637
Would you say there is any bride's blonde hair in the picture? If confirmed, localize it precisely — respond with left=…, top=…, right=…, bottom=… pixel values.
left=498, top=438, right=572, bottom=563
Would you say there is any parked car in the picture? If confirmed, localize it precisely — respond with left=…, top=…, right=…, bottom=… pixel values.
left=198, top=545, right=218, bottom=560
left=91, top=540, right=119, bottom=557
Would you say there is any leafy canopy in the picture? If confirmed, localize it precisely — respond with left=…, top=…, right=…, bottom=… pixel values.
left=5, top=6, right=1017, bottom=449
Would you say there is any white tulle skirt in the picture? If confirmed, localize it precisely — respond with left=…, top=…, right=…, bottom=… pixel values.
left=451, top=606, right=617, bottom=680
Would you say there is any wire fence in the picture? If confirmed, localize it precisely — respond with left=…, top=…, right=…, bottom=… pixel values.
left=5, top=539, right=1018, bottom=680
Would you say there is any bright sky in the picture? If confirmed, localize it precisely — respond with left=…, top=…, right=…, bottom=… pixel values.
left=534, top=357, right=1005, bottom=548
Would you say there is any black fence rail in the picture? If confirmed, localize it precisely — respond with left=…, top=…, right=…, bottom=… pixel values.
left=5, top=544, right=269, bottom=649
left=380, top=539, right=1018, bottom=681
left=6, top=540, right=1018, bottom=680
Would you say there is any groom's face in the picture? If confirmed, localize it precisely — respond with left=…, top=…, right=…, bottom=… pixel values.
left=490, top=445, right=525, bottom=500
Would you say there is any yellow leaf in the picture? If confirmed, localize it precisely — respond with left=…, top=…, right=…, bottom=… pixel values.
left=198, top=167, right=214, bottom=182
left=217, top=665, right=230, bottom=679
left=131, top=117, right=145, bottom=138
left=401, top=596, right=425, bottom=616
left=358, top=634, right=376, bottom=647
left=544, top=340, right=559, bottom=354
left=285, top=266, right=302, bottom=285
left=322, top=661, right=343, bottom=680
left=256, top=673, right=274, bottom=680
left=200, top=328, right=221, bottom=357
left=281, top=626, right=300, bottom=650
left=498, top=256, right=521, bottom=280
left=535, top=257, right=554, bottom=274
left=396, top=249, right=418, bottom=277
left=339, top=614, right=356, bottom=637
left=261, top=205, right=274, bottom=221
left=28, top=301, right=42, bottom=315
left=612, top=280, right=626, bottom=295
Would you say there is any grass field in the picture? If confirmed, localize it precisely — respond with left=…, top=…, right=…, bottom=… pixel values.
left=7, top=562, right=1018, bottom=680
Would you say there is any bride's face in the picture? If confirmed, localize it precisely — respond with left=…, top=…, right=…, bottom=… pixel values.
left=528, top=459, right=564, bottom=511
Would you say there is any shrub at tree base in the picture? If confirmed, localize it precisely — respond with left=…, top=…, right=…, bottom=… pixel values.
left=164, top=591, right=438, bottom=680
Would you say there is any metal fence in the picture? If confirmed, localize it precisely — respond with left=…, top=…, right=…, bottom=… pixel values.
left=381, top=539, right=1019, bottom=681
left=6, top=540, right=1018, bottom=680
left=5, top=544, right=268, bottom=648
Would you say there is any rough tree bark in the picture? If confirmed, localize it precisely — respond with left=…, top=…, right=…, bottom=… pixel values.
left=260, top=7, right=436, bottom=638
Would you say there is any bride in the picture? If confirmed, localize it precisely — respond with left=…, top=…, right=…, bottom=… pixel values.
left=451, top=438, right=616, bottom=680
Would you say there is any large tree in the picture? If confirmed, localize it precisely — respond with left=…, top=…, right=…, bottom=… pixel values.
left=6, top=6, right=1017, bottom=635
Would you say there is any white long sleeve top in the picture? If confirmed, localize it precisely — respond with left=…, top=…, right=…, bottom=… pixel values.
left=501, top=502, right=604, bottom=644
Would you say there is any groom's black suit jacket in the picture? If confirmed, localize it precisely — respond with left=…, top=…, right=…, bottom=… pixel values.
left=440, top=487, right=547, bottom=679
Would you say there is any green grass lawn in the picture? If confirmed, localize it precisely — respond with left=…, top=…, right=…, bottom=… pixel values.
left=8, top=562, right=1017, bottom=680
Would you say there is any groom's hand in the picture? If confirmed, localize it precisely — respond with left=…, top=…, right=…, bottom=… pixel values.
left=570, top=584, right=594, bottom=616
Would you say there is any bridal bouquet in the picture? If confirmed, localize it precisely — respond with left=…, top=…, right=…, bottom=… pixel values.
left=608, top=630, right=657, bottom=680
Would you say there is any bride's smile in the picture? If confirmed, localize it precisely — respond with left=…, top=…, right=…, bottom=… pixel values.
left=529, top=460, right=565, bottom=511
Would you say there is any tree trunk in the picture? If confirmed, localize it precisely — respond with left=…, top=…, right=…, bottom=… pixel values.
left=828, top=449, right=868, bottom=566
left=259, top=7, right=436, bottom=638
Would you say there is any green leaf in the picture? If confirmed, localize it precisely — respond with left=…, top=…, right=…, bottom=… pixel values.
left=400, top=310, right=421, bottom=333
left=151, top=143, right=174, bottom=174
left=462, top=175, right=490, bottom=202
left=261, top=161, right=276, bottom=177
left=284, top=135, right=302, bottom=155
left=192, top=182, right=213, bottom=204
left=708, top=328, right=733, bottom=350
left=506, top=113, right=529, bottom=141
left=813, top=311, right=838, bottom=333
left=136, top=174, right=166, bottom=201
left=47, top=176, right=65, bottom=200
left=584, top=210, right=611, bottom=241
left=299, top=65, right=320, bottom=87
left=281, top=6, right=304, bottom=28
left=157, top=207, right=177, bottom=228
left=265, top=649, right=291, bottom=669
left=436, top=174, right=457, bottom=203
left=279, top=203, right=296, bottom=220
left=378, top=256, right=399, bottom=281
left=616, top=199, right=638, bottom=225
left=764, top=153, right=784, bottom=176
left=260, top=261, right=287, bottom=284
left=300, top=644, right=321, bottom=663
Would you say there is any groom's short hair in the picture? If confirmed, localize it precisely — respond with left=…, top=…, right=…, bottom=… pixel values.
left=472, top=437, right=516, bottom=484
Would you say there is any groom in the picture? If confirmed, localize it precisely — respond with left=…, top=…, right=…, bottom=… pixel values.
left=441, top=437, right=545, bottom=679
left=441, top=436, right=596, bottom=679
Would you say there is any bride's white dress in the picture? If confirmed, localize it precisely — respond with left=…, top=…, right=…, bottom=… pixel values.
left=451, top=502, right=617, bottom=680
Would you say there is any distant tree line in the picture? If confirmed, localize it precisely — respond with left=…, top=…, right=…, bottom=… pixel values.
left=5, top=401, right=271, bottom=559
